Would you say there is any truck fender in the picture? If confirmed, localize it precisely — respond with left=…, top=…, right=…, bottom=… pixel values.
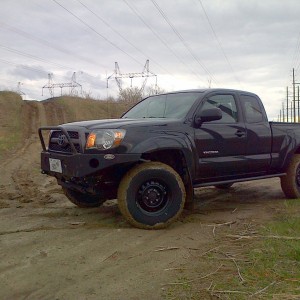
left=277, top=131, right=298, bottom=171
left=131, top=135, right=197, bottom=181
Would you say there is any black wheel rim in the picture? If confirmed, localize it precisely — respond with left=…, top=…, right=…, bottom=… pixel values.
left=136, top=180, right=170, bottom=214
left=296, top=165, right=300, bottom=187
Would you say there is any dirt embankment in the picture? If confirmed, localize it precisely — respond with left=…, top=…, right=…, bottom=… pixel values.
left=0, top=92, right=289, bottom=299
left=0, top=93, right=127, bottom=207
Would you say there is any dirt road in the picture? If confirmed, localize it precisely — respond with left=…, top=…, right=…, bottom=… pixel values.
left=0, top=100, right=287, bottom=299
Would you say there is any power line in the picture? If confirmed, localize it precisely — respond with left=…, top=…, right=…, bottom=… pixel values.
left=0, top=21, right=109, bottom=70
left=0, top=44, right=73, bottom=71
left=196, top=0, right=241, bottom=87
left=52, top=0, right=143, bottom=67
left=0, top=77, right=20, bottom=89
left=150, top=0, right=218, bottom=85
left=76, top=0, right=175, bottom=79
left=0, top=58, right=74, bottom=84
left=0, top=58, right=48, bottom=75
left=122, top=0, right=205, bottom=84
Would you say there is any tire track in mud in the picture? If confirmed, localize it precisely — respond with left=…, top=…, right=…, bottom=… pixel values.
left=0, top=101, right=66, bottom=207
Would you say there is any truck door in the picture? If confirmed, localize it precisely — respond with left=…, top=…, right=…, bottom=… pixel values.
left=194, top=93, right=247, bottom=180
left=239, top=93, right=272, bottom=173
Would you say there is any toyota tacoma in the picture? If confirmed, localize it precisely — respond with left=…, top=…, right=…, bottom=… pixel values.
left=39, top=89, right=300, bottom=229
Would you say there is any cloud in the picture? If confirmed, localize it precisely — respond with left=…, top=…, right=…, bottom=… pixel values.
left=9, top=64, right=47, bottom=80
left=0, top=0, right=299, bottom=119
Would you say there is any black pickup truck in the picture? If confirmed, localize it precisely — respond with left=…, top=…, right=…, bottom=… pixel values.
left=39, top=89, right=300, bottom=229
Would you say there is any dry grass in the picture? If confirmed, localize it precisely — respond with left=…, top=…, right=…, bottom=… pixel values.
left=0, top=91, right=23, bottom=160
left=163, top=199, right=300, bottom=300
left=0, top=91, right=132, bottom=160
left=45, top=95, right=130, bottom=122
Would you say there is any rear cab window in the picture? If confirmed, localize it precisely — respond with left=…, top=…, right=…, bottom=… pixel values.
left=240, top=94, right=266, bottom=123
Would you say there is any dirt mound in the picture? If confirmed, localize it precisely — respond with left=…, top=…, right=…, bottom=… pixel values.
left=0, top=92, right=129, bottom=206
left=0, top=92, right=129, bottom=161
left=42, top=96, right=127, bottom=125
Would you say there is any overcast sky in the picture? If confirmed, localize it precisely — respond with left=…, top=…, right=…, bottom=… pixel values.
left=1, top=0, right=300, bottom=120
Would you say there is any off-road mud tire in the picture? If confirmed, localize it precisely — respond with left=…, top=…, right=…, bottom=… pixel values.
left=63, top=187, right=106, bottom=208
left=215, top=183, right=234, bottom=190
left=118, top=162, right=186, bottom=229
left=281, top=154, right=300, bottom=199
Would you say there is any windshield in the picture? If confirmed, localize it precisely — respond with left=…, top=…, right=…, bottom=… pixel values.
left=122, top=92, right=201, bottom=119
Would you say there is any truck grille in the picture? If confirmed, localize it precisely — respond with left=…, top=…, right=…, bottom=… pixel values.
left=50, top=131, right=79, bottom=139
left=48, top=130, right=81, bottom=154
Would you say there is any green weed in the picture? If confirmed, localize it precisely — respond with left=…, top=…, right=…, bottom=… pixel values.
left=163, top=200, right=300, bottom=299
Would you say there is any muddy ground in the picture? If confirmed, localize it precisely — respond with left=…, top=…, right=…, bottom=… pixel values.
left=0, top=101, right=288, bottom=299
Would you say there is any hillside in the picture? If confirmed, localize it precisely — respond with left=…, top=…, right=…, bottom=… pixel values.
left=1, top=92, right=299, bottom=300
left=0, top=92, right=129, bottom=160
left=0, top=91, right=23, bottom=159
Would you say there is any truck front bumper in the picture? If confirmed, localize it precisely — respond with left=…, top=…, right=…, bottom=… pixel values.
left=41, top=151, right=141, bottom=178
left=39, top=125, right=141, bottom=178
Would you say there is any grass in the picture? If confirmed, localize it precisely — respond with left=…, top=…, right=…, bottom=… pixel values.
left=163, top=199, right=300, bottom=299
left=238, top=201, right=300, bottom=298
left=0, top=91, right=23, bottom=160
left=51, top=96, right=129, bottom=122
left=0, top=92, right=132, bottom=160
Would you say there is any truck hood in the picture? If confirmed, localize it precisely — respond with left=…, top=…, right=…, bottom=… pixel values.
left=62, top=118, right=180, bottom=130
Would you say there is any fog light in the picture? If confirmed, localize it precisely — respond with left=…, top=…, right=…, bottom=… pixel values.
left=89, top=158, right=99, bottom=168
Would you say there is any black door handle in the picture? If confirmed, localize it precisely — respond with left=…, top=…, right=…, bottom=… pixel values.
left=235, top=130, right=245, bottom=137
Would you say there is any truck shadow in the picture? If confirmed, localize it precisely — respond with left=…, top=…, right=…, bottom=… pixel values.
left=180, top=179, right=287, bottom=224
left=37, top=179, right=287, bottom=229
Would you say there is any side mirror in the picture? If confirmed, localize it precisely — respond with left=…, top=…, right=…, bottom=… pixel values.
left=194, top=108, right=222, bottom=126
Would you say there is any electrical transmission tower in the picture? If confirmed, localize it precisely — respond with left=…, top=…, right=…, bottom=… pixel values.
left=42, top=72, right=82, bottom=97
left=17, top=82, right=25, bottom=96
left=107, top=60, right=157, bottom=94
left=42, top=73, right=54, bottom=97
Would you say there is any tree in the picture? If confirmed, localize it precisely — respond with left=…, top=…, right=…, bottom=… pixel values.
left=119, top=87, right=142, bottom=106
left=144, top=85, right=166, bottom=97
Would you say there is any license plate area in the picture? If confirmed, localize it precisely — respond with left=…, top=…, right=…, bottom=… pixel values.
left=49, top=158, right=62, bottom=173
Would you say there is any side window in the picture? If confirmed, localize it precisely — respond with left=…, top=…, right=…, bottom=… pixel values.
left=241, top=95, right=264, bottom=123
left=201, top=94, right=238, bottom=123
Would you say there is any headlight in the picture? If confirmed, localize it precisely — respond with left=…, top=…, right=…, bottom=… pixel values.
left=86, top=129, right=126, bottom=150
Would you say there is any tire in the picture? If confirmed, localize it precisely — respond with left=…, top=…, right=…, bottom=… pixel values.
left=118, top=162, right=186, bottom=229
left=63, top=187, right=106, bottom=208
left=281, top=154, right=300, bottom=199
left=215, top=183, right=234, bottom=190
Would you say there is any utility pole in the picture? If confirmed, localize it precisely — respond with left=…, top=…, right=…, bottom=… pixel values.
left=280, top=71, right=300, bottom=123
left=298, top=86, right=300, bottom=122
left=286, top=86, right=289, bottom=122
left=293, top=68, right=296, bottom=122
left=279, top=109, right=282, bottom=122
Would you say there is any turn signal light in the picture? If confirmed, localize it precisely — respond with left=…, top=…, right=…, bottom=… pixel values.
left=86, top=133, right=96, bottom=148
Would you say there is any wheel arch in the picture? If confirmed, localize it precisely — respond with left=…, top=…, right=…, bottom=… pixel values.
left=141, top=148, right=195, bottom=207
left=131, top=136, right=197, bottom=181
left=281, top=145, right=300, bottom=172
